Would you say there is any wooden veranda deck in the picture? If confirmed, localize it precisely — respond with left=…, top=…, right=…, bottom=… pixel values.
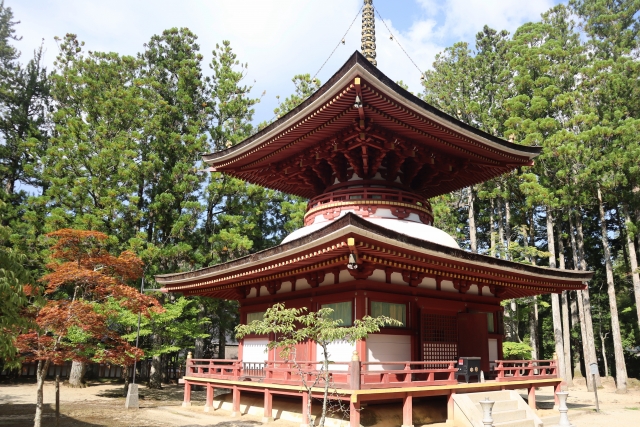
left=181, top=358, right=561, bottom=427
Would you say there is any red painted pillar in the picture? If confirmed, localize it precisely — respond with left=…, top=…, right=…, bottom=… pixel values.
left=528, top=385, right=536, bottom=410
left=350, top=399, right=360, bottom=427
left=231, top=385, right=241, bottom=417
left=402, top=393, right=413, bottom=427
left=182, top=380, right=191, bottom=407
left=204, top=383, right=214, bottom=412
left=263, top=389, right=273, bottom=422
left=554, top=382, right=561, bottom=407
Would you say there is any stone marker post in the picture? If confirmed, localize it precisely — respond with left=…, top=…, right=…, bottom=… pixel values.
left=553, top=392, right=574, bottom=427
left=479, top=397, right=494, bottom=427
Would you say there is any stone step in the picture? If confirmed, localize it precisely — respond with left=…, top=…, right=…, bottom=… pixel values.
left=491, top=409, right=527, bottom=424
left=466, top=391, right=512, bottom=403
left=494, top=419, right=535, bottom=427
left=476, top=399, right=518, bottom=412
left=541, top=414, right=560, bottom=425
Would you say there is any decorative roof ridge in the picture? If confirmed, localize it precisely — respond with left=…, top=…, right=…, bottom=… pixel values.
left=157, top=213, right=592, bottom=286
left=203, top=51, right=541, bottom=164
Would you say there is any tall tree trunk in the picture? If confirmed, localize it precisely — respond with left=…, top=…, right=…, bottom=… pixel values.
left=34, top=359, right=51, bottom=427
left=529, top=209, right=536, bottom=265
left=149, top=354, right=162, bottom=389
left=218, top=323, right=226, bottom=359
left=574, top=211, right=602, bottom=390
left=622, top=204, right=640, bottom=333
left=490, top=198, right=496, bottom=257
left=561, top=291, right=573, bottom=386
left=67, top=360, right=86, bottom=388
left=569, top=215, right=589, bottom=382
left=569, top=292, right=582, bottom=378
left=468, top=186, right=477, bottom=253
left=123, top=365, right=130, bottom=397
left=547, top=208, right=566, bottom=384
left=600, top=331, right=609, bottom=378
left=557, top=222, right=574, bottom=385
left=597, top=188, right=628, bottom=393
left=498, top=198, right=505, bottom=259
left=194, top=303, right=205, bottom=359
left=528, top=297, right=539, bottom=360
left=505, top=197, right=512, bottom=260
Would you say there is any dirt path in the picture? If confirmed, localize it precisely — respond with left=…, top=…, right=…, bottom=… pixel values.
left=1, top=377, right=639, bottom=426
left=0, top=380, right=291, bottom=427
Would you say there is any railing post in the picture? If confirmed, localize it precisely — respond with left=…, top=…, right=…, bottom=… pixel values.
left=263, top=390, right=273, bottom=422
left=182, top=380, right=191, bottom=407
left=186, top=351, right=193, bottom=376
left=231, top=385, right=241, bottom=417
left=349, top=351, right=361, bottom=390
left=204, top=383, right=214, bottom=412
left=402, top=393, right=413, bottom=427
left=528, top=385, right=536, bottom=410
left=349, top=399, right=360, bottom=427
left=266, top=362, right=272, bottom=380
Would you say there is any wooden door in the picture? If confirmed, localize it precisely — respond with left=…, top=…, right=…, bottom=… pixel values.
left=457, top=313, right=490, bottom=372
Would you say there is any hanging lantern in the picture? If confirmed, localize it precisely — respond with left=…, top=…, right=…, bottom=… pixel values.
left=347, top=253, right=358, bottom=269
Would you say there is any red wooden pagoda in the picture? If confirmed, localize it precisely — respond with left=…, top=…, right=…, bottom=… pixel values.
left=157, top=7, right=592, bottom=425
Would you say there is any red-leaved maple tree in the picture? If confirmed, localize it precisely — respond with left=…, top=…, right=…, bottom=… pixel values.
left=15, top=229, right=161, bottom=427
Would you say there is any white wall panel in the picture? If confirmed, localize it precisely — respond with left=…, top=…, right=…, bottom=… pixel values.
left=316, top=340, right=355, bottom=371
left=488, top=339, right=498, bottom=370
left=366, top=334, right=411, bottom=371
left=242, top=338, right=269, bottom=363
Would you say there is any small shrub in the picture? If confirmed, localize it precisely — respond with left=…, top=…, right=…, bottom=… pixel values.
left=503, top=342, right=532, bottom=360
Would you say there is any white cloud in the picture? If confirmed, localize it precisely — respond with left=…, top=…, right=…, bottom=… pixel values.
left=416, top=0, right=555, bottom=42
left=9, top=0, right=556, bottom=123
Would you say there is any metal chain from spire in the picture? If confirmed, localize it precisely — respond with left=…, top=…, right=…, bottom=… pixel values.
left=361, top=0, right=377, bottom=66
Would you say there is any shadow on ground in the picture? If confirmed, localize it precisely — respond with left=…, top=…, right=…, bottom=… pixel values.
left=0, top=403, right=104, bottom=427
left=521, top=393, right=594, bottom=410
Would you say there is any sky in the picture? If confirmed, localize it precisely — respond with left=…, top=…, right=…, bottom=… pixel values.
left=11, top=0, right=562, bottom=125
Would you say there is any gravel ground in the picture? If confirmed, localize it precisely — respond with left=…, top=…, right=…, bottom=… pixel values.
left=0, top=377, right=639, bottom=426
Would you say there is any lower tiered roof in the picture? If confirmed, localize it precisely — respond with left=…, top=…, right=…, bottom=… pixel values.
left=157, top=213, right=591, bottom=300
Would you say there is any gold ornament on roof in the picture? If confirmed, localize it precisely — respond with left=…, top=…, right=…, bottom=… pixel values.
left=361, top=0, right=377, bottom=66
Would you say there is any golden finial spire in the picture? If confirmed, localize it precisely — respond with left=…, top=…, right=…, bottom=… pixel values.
left=361, top=0, right=377, bottom=66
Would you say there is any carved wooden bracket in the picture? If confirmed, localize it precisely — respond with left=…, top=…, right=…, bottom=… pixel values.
left=453, top=279, right=471, bottom=294
left=235, top=286, right=251, bottom=299
left=266, top=280, right=282, bottom=295
left=489, top=285, right=506, bottom=298
left=402, top=270, right=425, bottom=287
left=305, top=270, right=326, bottom=288
left=385, top=266, right=395, bottom=283
left=331, top=267, right=341, bottom=284
left=347, top=262, right=376, bottom=280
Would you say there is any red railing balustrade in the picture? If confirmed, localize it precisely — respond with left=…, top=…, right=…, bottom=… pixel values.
left=494, top=359, right=558, bottom=382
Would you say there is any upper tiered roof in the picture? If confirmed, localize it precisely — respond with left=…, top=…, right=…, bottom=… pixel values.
left=204, top=51, right=540, bottom=200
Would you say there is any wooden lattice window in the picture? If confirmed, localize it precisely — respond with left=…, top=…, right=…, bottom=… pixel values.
left=421, top=313, right=458, bottom=362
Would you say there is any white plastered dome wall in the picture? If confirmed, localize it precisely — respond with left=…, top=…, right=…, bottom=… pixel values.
left=281, top=210, right=460, bottom=249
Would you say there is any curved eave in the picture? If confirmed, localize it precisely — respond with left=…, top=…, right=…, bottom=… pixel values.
left=203, top=51, right=539, bottom=170
left=157, top=214, right=591, bottom=299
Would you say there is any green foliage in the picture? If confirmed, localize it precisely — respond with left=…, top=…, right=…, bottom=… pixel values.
left=236, top=303, right=401, bottom=359
left=236, top=303, right=401, bottom=427
left=503, top=342, right=533, bottom=360
left=0, top=248, right=42, bottom=366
